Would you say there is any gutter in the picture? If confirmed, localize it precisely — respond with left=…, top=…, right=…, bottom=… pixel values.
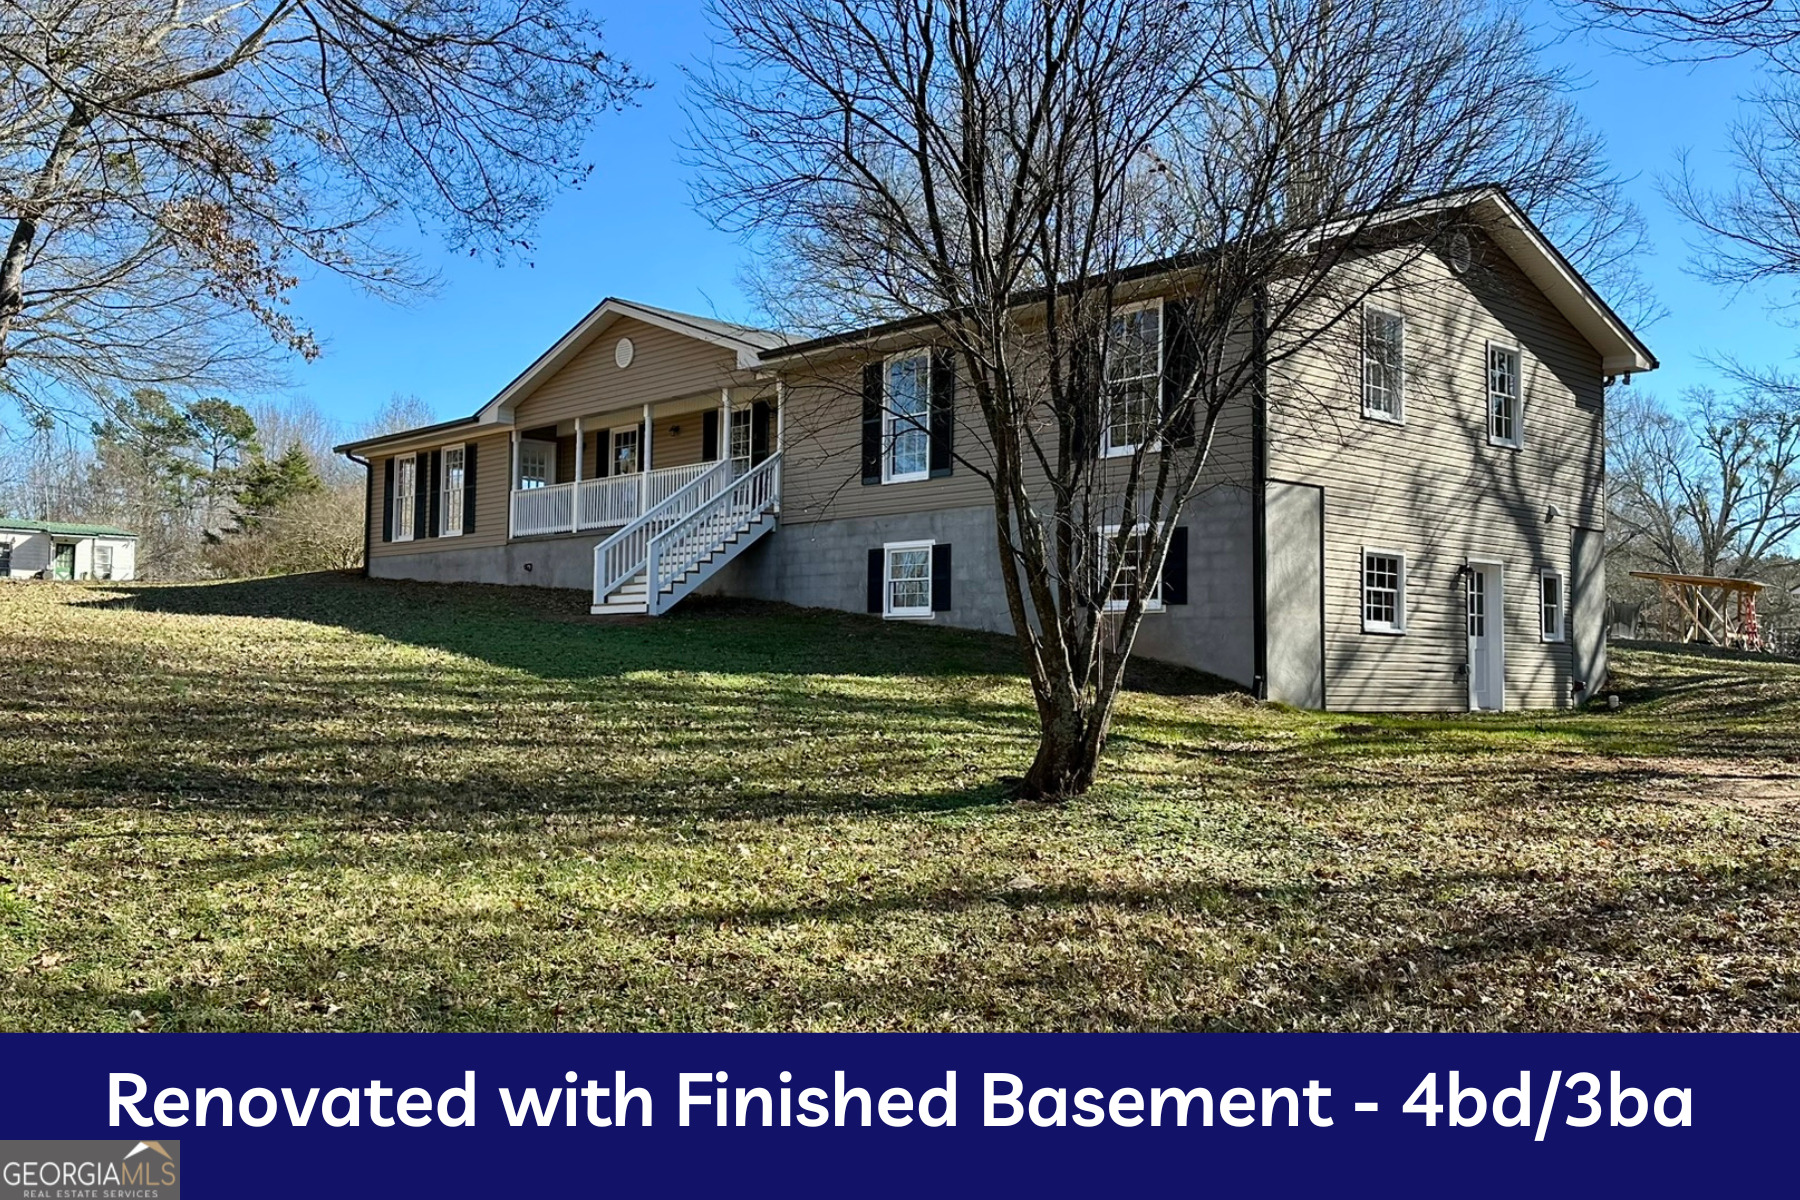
left=348, top=452, right=371, bottom=578
left=1251, top=286, right=1270, bottom=701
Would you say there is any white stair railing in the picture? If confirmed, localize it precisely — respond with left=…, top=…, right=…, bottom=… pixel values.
left=645, top=453, right=781, bottom=615
left=592, top=459, right=732, bottom=604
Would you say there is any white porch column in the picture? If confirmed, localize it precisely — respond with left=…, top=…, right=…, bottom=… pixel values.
left=508, top=428, right=520, bottom=538
left=774, top=379, right=786, bottom=512
left=720, top=387, right=733, bottom=465
left=571, top=416, right=583, bottom=532
left=640, top=401, right=654, bottom=510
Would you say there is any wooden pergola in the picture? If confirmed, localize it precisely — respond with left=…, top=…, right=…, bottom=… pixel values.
left=1629, top=570, right=1766, bottom=650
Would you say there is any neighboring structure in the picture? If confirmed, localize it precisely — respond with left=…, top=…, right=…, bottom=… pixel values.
left=336, top=187, right=1656, bottom=712
left=0, top=519, right=138, bottom=581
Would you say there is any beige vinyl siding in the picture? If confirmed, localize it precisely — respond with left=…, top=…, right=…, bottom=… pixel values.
left=1267, top=234, right=1602, bottom=712
left=777, top=308, right=1255, bottom=527
left=510, top=316, right=750, bottom=432
left=368, top=430, right=510, bottom=559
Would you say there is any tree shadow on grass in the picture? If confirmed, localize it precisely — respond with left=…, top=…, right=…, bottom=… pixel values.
left=80, top=573, right=1205, bottom=694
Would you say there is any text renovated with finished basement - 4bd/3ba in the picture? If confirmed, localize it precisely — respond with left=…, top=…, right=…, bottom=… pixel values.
left=3, top=0, right=1800, bottom=1191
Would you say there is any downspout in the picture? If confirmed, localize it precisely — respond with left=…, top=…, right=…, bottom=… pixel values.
left=1251, top=287, right=1270, bottom=701
left=349, top=452, right=372, bottom=577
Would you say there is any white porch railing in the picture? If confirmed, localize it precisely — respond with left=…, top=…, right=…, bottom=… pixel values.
left=510, top=482, right=575, bottom=537
left=514, top=463, right=726, bottom=538
left=593, top=459, right=734, bottom=603
left=645, top=453, right=781, bottom=615
left=578, top=475, right=640, bottom=529
left=648, top=461, right=713, bottom=507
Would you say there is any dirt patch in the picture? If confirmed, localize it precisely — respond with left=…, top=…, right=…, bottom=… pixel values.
left=1618, top=756, right=1800, bottom=818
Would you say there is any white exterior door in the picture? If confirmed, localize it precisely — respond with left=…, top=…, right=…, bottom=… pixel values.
left=1467, top=563, right=1504, bottom=711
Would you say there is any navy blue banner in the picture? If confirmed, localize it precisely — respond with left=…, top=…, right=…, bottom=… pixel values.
left=0, top=1034, right=1786, bottom=1195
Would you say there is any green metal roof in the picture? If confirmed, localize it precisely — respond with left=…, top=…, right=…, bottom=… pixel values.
left=0, top=518, right=137, bottom=539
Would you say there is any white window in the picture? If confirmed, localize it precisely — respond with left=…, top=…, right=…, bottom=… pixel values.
left=394, top=454, right=417, bottom=541
left=1488, top=343, right=1523, bottom=447
left=1098, top=522, right=1163, bottom=613
left=1540, top=569, right=1565, bottom=642
left=612, top=426, right=641, bottom=475
left=1362, top=306, right=1405, bottom=422
left=1362, top=549, right=1406, bottom=634
left=518, top=441, right=553, bottom=489
left=884, top=352, right=930, bottom=483
left=94, top=544, right=114, bottom=580
left=884, top=540, right=934, bottom=618
left=729, top=407, right=752, bottom=467
left=441, top=444, right=466, bottom=536
left=1104, top=302, right=1162, bottom=457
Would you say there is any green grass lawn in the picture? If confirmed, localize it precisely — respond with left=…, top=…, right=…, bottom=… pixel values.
left=2, top=572, right=1797, bottom=1031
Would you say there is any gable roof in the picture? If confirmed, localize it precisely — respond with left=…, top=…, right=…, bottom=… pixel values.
left=759, top=185, right=1657, bottom=376
left=335, top=297, right=788, bottom=457
left=339, top=187, right=1654, bottom=459
left=0, top=518, right=136, bottom=539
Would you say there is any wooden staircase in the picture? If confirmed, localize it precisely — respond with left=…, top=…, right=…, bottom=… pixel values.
left=590, top=454, right=781, bottom=617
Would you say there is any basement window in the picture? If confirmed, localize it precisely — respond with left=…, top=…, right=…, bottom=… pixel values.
left=884, top=540, right=934, bottom=618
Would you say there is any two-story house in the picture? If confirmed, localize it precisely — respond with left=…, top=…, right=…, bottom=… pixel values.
left=336, top=186, right=1655, bottom=711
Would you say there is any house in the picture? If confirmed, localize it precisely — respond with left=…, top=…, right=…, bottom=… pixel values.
left=0, top=519, right=138, bottom=581
left=335, top=187, right=1656, bottom=712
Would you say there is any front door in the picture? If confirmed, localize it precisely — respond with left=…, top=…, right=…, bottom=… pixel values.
left=52, top=542, right=74, bottom=580
left=1467, top=563, right=1504, bottom=711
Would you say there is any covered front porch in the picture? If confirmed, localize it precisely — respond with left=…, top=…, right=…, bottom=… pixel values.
left=508, top=387, right=777, bottom=538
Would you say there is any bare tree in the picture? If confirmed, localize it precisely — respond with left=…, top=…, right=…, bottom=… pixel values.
left=692, top=0, right=1646, bottom=797
left=1608, top=384, right=1800, bottom=578
left=0, top=0, right=644, bottom=421
left=1575, top=0, right=1800, bottom=387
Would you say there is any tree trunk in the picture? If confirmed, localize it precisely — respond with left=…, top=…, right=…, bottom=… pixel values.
left=1019, top=692, right=1107, bottom=800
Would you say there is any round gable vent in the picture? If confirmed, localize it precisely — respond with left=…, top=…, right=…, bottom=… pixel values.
left=615, top=337, right=635, bottom=369
left=1447, top=230, right=1473, bottom=275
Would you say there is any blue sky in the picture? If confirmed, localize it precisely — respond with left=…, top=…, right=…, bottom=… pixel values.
left=279, top=0, right=1787, bottom=430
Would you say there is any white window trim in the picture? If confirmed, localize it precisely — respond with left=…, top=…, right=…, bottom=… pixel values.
left=883, top=539, right=935, bottom=619
left=1361, top=547, right=1407, bottom=635
left=729, top=407, right=753, bottom=466
left=1361, top=303, right=1406, bottom=425
left=1487, top=340, right=1524, bottom=449
left=882, top=349, right=932, bottom=485
left=440, top=442, right=466, bottom=538
left=1099, top=521, right=1165, bottom=613
left=393, top=452, right=418, bottom=543
left=517, top=439, right=555, bottom=489
left=94, top=543, right=114, bottom=580
left=610, top=424, right=642, bottom=475
left=1102, top=297, right=1165, bottom=459
left=1540, top=568, right=1565, bottom=642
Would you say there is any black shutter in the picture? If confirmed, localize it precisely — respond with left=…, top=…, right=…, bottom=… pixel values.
left=751, top=400, right=773, bottom=465
left=702, top=410, right=720, bottom=461
left=929, top=351, right=955, bottom=478
left=931, top=543, right=952, bottom=612
left=1162, top=525, right=1189, bottom=605
left=463, top=445, right=478, bottom=533
left=381, top=457, right=395, bottom=542
left=866, top=547, right=884, bottom=613
left=424, top=450, right=442, bottom=538
left=1162, top=298, right=1198, bottom=447
left=861, top=362, right=883, bottom=485
left=1070, top=339, right=1099, bottom=461
left=596, top=429, right=610, bottom=478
